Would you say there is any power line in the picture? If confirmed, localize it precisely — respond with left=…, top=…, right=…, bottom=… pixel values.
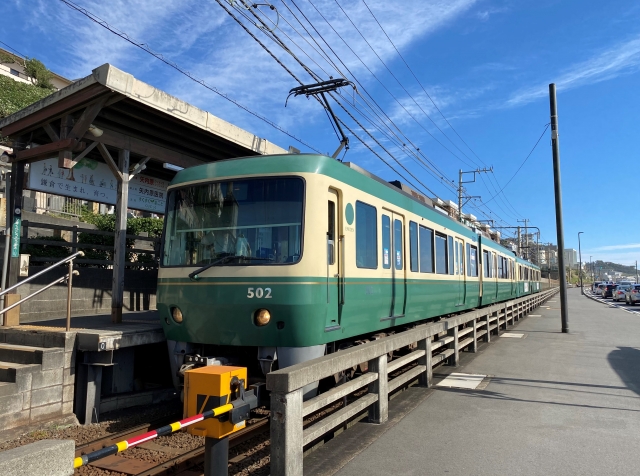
left=58, top=0, right=323, bottom=154
left=360, top=0, right=525, bottom=220
left=0, top=40, right=28, bottom=59
left=248, top=0, right=455, bottom=195
left=483, top=123, right=550, bottom=205
left=224, top=0, right=439, bottom=197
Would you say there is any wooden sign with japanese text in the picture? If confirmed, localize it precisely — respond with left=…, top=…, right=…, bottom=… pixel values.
left=28, top=158, right=168, bottom=214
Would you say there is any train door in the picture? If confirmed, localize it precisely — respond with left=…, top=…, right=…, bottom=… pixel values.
left=325, top=189, right=341, bottom=330
left=494, top=254, right=499, bottom=300
left=455, top=237, right=466, bottom=306
left=510, top=259, right=515, bottom=297
left=381, top=211, right=406, bottom=318
left=478, top=238, right=484, bottom=304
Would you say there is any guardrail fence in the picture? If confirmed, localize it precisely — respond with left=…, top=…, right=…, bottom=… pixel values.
left=267, top=288, right=559, bottom=475
left=20, top=220, right=160, bottom=268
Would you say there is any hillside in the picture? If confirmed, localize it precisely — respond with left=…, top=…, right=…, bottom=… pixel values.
left=593, top=260, right=637, bottom=275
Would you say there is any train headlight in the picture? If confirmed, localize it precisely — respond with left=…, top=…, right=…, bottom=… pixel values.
left=171, top=307, right=183, bottom=324
left=254, top=309, right=271, bottom=326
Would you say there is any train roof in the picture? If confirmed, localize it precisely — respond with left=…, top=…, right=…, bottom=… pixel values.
left=170, top=153, right=537, bottom=267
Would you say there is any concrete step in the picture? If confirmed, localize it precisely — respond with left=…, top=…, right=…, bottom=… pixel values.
left=0, top=381, right=18, bottom=398
left=0, top=344, right=64, bottom=370
left=0, top=361, right=42, bottom=383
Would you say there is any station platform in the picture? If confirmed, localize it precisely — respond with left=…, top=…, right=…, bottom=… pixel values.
left=0, top=311, right=168, bottom=432
left=308, top=288, right=640, bottom=476
left=7, top=310, right=164, bottom=351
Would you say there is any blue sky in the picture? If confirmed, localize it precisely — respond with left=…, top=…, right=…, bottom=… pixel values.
left=2, top=0, right=639, bottom=267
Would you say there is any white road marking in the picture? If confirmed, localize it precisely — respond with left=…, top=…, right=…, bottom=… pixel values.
left=436, top=373, right=486, bottom=390
left=501, top=333, right=524, bottom=338
left=528, top=314, right=542, bottom=317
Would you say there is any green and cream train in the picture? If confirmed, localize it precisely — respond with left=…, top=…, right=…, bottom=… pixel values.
left=158, top=154, right=540, bottom=390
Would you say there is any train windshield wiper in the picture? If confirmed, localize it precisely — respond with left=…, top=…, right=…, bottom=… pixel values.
left=188, top=255, right=275, bottom=280
left=188, top=255, right=234, bottom=280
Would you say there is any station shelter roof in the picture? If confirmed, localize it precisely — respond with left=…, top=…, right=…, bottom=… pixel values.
left=0, top=63, right=287, bottom=182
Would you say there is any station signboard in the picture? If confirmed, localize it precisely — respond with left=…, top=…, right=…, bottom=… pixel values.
left=28, top=157, right=168, bottom=214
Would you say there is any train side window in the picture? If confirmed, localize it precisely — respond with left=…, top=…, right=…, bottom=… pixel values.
left=327, top=200, right=335, bottom=265
left=394, top=219, right=403, bottom=270
left=382, top=215, right=391, bottom=269
left=448, top=236, right=454, bottom=275
left=467, top=244, right=478, bottom=277
left=498, top=256, right=503, bottom=279
left=356, top=201, right=377, bottom=269
left=483, top=250, right=490, bottom=277
left=435, top=233, right=447, bottom=274
left=409, top=222, right=419, bottom=272
left=419, top=226, right=434, bottom=273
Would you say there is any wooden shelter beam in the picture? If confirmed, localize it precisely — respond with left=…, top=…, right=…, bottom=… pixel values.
left=0, top=85, right=112, bottom=137
left=111, top=149, right=130, bottom=324
left=83, top=127, right=206, bottom=168
left=42, top=123, right=60, bottom=142
left=129, top=156, right=150, bottom=178
left=96, top=143, right=122, bottom=180
left=14, top=138, right=78, bottom=162
left=68, top=97, right=107, bottom=141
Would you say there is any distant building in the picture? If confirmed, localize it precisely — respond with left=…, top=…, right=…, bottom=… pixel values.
left=563, top=248, right=578, bottom=269
left=0, top=48, right=72, bottom=90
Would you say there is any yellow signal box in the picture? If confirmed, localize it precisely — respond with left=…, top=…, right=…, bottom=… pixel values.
left=184, top=365, right=251, bottom=439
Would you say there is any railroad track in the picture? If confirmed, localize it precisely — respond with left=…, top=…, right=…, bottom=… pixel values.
left=76, top=415, right=270, bottom=475
left=138, top=417, right=270, bottom=476
left=75, top=414, right=182, bottom=458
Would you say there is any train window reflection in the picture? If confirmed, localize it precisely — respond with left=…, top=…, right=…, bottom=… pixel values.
left=435, top=233, right=447, bottom=274
left=162, top=177, right=304, bottom=266
left=356, top=201, right=377, bottom=269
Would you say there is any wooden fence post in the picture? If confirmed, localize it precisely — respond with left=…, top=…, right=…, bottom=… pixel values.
left=368, top=355, right=388, bottom=424
left=270, top=388, right=304, bottom=476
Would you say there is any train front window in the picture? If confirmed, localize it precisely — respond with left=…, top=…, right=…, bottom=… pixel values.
left=162, top=177, right=304, bottom=266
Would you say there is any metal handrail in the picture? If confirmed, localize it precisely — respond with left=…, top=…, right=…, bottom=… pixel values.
left=0, top=251, right=84, bottom=331
left=0, top=250, right=84, bottom=299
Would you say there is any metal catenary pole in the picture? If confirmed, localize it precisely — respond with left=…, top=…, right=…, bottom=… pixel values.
left=578, top=232, right=584, bottom=294
left=549, top=83, right=569, bottom=333
left=0, top=172, right=11, bottom=322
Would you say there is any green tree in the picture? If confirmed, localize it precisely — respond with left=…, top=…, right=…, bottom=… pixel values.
left=23, top=58, right=54, bottom=90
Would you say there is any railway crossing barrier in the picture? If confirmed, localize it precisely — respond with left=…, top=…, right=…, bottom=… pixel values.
left=75, top=365, right=257, bottom=476
left=267, top=288, right=559, bottom=475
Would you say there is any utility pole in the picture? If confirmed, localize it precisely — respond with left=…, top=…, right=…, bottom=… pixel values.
left=517, top=226, right=521, bottom=257
left=578, top=231, right=584, bottom=294
left=458, top=168, right=492, bottom=222
left=518, top=219, right=529, bottom=260
left=636, top=260, right=638, bottom=284
left=550, top=83, right=569, bottom=333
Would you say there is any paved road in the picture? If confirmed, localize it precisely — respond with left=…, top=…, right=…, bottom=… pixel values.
left=584, top=289, right=640, bottom=316
left=316, top=289, right=640, bottom=476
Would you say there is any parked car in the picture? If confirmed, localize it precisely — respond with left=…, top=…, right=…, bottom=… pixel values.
left=601, top=284, right=617, bottom=298
left=625, top=285, right=640, bottom=305
left=612, top=285, right=631, bottom=302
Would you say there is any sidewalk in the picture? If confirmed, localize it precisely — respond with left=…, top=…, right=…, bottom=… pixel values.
left=310, top=288, right=640, bottom=476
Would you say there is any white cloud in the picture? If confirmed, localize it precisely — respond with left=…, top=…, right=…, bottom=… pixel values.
left=586, top=243, right=640, bottom=252
left=506, top=35, right=640, bottom=107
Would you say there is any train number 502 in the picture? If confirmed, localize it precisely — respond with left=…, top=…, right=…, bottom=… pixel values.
left=247, top=287, right=272, bottom=299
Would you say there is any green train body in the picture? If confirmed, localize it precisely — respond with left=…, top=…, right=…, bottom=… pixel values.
left=158, top=154, right=540, bottom=386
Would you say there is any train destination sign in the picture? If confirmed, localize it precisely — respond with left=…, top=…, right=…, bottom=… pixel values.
left=28, top=157, right=168, bottom=214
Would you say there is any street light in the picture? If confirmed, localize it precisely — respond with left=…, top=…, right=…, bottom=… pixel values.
left=578, top=232, right=584, bottom=294
left=590, top=256, right=593, bottom=283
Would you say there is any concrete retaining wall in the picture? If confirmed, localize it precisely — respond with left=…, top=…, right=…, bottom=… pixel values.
left=17, top=267, right=157, bottom=323
left=0, top=439, right=74, bottom=476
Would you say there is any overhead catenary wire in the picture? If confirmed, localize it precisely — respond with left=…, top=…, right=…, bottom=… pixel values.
left=360, top=0, right=525, bottom=220
left=224, top=0, right=440, bottom=198
left=58, top=0, right=323, bottom=154
left=483, top=123, right=550, bottom=206
left=301, top=0, right=519, bottom=226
